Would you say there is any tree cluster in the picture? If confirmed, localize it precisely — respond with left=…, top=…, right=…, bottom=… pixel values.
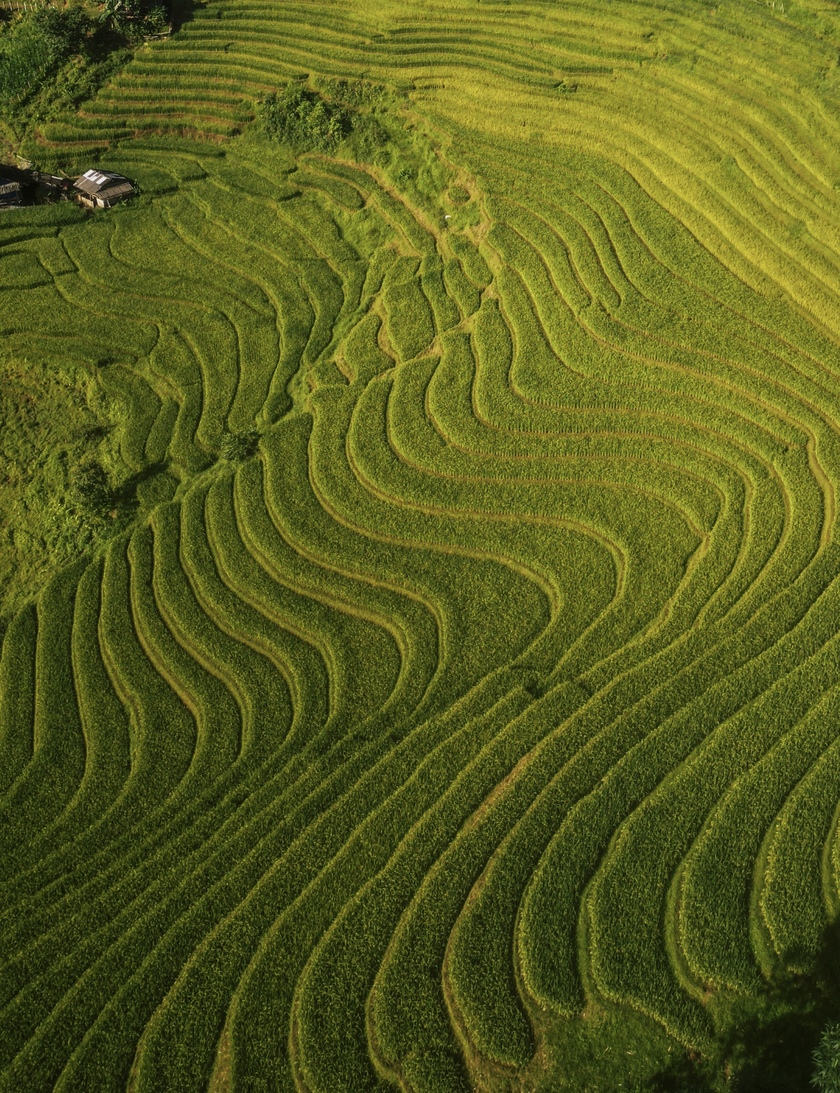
left=261, top=83, right=352, bottom=152
left=100, top=0, right=169, bottom=38
left=0, top=5, right=95, bottom=104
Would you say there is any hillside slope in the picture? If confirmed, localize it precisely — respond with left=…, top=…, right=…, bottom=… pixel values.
left=4, top=1, right=840, bottom=1089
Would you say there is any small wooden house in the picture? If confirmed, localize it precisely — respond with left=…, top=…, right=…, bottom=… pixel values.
left=0, top=177, right=22, bottom=209
left=74, top=169, right=135, bottom=209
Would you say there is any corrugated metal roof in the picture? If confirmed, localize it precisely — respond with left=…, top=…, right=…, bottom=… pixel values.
left=99, top=181, right=135, bottom=199
left=74, top=169, right=133, bottom=196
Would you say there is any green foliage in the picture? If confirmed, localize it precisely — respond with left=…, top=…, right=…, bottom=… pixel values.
left=100, top=0, right=169, bottom=37
left=259, top=78, right=401, bottom=164
left=260, top=83, right=352, bottom=153
left=0, top=6, right=94, bottom=104
left=0, top=2, right=138, bottom=136
left=220, top=428, right=260, bottom=463
left=0, top=356, right=125, bottom=624
left=813, top=1024, right=840, bottom=1093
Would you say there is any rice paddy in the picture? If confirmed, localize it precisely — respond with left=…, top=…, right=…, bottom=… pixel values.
left=3, top=0, right=840, bottom=1088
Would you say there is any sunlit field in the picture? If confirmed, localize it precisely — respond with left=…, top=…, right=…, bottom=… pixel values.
left=4, top=0, right=840, bottom=1088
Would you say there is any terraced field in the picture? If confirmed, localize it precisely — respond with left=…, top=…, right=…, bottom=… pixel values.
left=4, top=0, right=840, bottom=1088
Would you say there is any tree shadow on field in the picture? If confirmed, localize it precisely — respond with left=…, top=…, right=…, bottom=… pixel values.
left=649, top=920, right=840, bottom=1092
left=168, top=0, right=201, bottom=34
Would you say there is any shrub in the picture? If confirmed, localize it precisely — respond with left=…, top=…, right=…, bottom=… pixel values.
left=813, top=1024, right=840, bottom=1093
left=220, top=429, right=260, bottom=463
left=72, top=460, right=117, bottom=516
left=260, top=84, right=351, bottom=153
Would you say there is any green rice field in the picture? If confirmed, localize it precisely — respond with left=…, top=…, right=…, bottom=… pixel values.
left=4, top=0, right=840, bottom=1088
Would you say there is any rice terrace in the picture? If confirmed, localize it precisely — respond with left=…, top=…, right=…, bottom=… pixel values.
left=8, top=0, right=840, bottom=1089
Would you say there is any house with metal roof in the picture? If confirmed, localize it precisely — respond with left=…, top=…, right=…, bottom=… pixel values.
left=74, top=169, right=135, bottom=209
left=0, top=177, right=22, bottom=209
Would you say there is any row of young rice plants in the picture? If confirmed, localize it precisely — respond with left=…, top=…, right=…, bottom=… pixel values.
left=362, top=96, right=838, bottom=1075
left=6, top=561, right=134, bottom=877
left=0, top=564, right=88, bottom=877
left=381, top=257, right=436, bottom=362
left=97, top=364, right=163, bottom=474
left=439, top=125, right=840, bottom=1040
left=441, top=254, right=480, bottom=320
left=754, top=729, right=840, bottom=973
left=340, top=310, right=395, bottom=385
left=131, top=397, right=568, bottom=1088
left=0, top=607, right=37, bottom=797
left=672, top=662, right=840, bottom=994
left=484, top=232, right=821, bottom=647
left=419, top=254, right=461, bottom=338
left=0, top=478, right=296, bottom=914
left=28, top=494, right=399, bottom=1084
left=0, top=419, right=419, bottom=1093
left=295, top=168, right=367, bottom=214
left=579, top=576, right=840, bottom=1040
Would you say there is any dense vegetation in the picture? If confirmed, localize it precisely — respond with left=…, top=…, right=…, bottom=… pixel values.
left=3, top=0, right=840, bottom=1089
left=0, top=354, right=128, bottom=622
left=0, top=0, right=164, bottom=146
